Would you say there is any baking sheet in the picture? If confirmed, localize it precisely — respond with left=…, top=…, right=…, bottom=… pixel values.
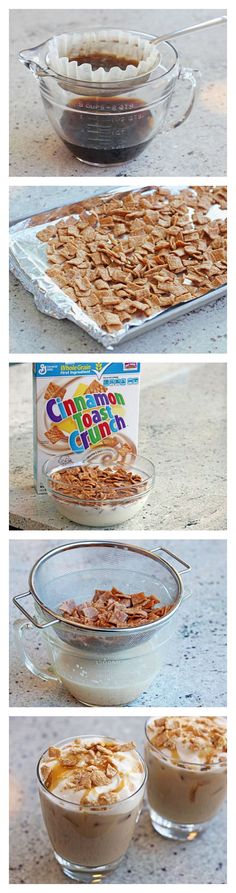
left=9, top=186, right=227, bottom=349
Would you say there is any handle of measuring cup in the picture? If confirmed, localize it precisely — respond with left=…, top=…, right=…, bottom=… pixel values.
left=14, top=618, right=60, bottom=682
left=160, top=67, right=201, bottom=132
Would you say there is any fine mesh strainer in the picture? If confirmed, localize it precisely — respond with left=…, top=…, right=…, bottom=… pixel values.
left=13, top=542, right=191, bottom=654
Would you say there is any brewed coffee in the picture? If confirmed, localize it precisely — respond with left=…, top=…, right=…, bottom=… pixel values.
left=60, top=96, right=154, bottom=164
left=68, top=51, right=140, bottom=71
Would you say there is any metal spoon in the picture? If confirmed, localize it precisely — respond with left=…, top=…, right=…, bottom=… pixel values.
left=150, top=15, right=227, bottom=46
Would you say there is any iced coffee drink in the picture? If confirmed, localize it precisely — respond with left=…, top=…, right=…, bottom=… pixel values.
left=37, top=735, right=146, bottom=880
left=145, top=716, right=227, bottom=840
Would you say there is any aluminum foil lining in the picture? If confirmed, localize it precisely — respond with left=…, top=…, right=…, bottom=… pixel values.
left=46, top=30, right=160, bottom=82
left=9, top=187, right=227, bottom=350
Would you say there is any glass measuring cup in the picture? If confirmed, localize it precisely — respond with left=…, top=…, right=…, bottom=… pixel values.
left=13, top=542, right=191, bottom=705
left=19, top=29, right=201, bottom=165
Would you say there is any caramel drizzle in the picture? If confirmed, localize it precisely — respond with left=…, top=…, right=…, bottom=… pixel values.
left=45, top=762, right=70, bottom=790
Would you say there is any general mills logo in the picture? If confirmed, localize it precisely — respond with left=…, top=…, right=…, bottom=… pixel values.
left=38, top=364, right=47, bottom=375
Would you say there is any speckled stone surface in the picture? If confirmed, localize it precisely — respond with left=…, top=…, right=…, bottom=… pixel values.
left=9, top=9, right=226, bottom=177
left=9, top=715, right=227, bottom=884
left=9, top=538, right=226, bottom=708
left=9, top=362, right=227, bottom=530
left=9, top=186, right=227, bottom=355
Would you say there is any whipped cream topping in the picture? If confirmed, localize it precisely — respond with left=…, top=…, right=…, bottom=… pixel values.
left=39, top=737, right=145, bottom=805
left=147, top=717, right=227, bottom=766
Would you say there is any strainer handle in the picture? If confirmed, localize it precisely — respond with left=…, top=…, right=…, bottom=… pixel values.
left=14, top=618, right=60, bottom=682
left=150, top=546, right=191, bottom=574
left=13, top=591, right=60, bottom=629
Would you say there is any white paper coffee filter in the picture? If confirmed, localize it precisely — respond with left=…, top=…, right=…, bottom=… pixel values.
left=46, top=30, right=160, bottom=82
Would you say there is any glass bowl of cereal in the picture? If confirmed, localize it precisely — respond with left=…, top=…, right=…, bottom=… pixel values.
left=42, top=453, right=155, bottom=527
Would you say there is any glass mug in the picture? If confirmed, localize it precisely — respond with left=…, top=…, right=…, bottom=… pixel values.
left=145, top=718, right=227, bottom=841
left=19, top=29, right=201, bottom=165
left=37, top=736, right=147, bottom=881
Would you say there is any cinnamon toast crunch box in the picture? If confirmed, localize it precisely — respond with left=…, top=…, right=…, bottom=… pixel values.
left=33, top=362, right=141, bottom=493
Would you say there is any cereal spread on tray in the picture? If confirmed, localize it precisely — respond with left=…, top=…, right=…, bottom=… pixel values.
left=59, top=587, right=173, bottom=628
left=50, top=464, right=145, bottom=501
left=37, top=186, right=227, bottom=333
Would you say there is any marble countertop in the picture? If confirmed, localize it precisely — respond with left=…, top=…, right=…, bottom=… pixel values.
left=9, top=363, right=227, bottom=530
left=9, top=715, right=227, bottom=884
left=9, top=186, right=227, bottom=355
left=10, top=9, right=226, bottom=177
left=9, top=538, right=226, bottom=708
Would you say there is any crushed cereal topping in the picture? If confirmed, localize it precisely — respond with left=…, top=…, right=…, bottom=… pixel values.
left=40, top=738, right=143, bottom=805
left=147, top=717, right=227, bottom=765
